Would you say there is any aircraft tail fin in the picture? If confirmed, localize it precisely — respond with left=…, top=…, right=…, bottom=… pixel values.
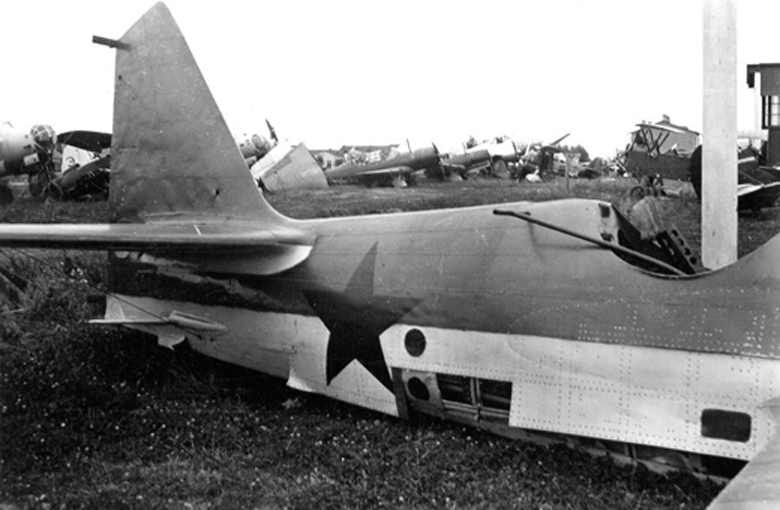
left=107, top=2, right=278, bottom=224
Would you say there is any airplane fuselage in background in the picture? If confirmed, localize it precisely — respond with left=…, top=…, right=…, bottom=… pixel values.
left=326, top=146, right=440, bottom=186
left=0, top=122, right=57, bottom=200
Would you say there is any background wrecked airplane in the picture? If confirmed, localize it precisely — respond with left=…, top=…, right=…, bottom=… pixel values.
left=239, top=121, right=328, bottom=192
left=689, top=144, right=780, bottom=212
left=250, top=141, right=328, bottom=192
left=0, top=122, right=57, bottom=203
left=620, top=116, right=699, bottom=181
left=325, top=144, right=440, bottom=187
left=48, top=130, right=112, bottom=200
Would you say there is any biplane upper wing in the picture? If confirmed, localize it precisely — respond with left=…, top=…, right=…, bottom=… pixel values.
left=709, top=399, right=780, bottom=509
left=635, top=122, right=688, bottom=134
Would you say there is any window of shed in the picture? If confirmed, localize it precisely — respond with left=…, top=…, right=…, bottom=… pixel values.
left=762, top=95, right=780, bottom=128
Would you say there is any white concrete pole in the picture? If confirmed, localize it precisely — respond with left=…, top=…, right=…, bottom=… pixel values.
left=702, top=0, right=738, bottom=269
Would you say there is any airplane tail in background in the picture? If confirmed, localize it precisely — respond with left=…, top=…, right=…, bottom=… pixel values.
left=108, top=2, right=279, bottom=224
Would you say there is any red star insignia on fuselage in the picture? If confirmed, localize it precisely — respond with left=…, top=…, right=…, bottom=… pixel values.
left=304, top=243, right=422, bottom=392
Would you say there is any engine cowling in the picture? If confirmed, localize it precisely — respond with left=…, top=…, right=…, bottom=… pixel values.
left=0, top=123, right=56, bottom=175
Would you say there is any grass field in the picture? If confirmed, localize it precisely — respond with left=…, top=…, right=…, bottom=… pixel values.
left=2, top=176, right=779, bottom=509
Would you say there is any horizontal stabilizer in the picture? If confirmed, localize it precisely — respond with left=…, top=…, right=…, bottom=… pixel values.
left=0, top=222, right=314, bottom=275
left=0, top=222, right=312, bottom=251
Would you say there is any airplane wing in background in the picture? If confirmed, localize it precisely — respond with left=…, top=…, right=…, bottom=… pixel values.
left=56, top=131, right=112, bottom=153
left=352, top=165, right=414, bottom=176
left=708, top=399, right=780, bottom=509
left=737, top=182, right=780, bottom=212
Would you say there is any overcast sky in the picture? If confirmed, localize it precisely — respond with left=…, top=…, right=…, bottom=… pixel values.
left=3, top=1, right=779, bottom=157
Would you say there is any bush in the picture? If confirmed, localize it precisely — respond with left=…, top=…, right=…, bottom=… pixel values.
left=0, top=253, right=165, bottom=474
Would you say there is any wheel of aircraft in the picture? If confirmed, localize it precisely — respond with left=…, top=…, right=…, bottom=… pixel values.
left=629, top=186, right=646, bottom=200
left=44, top=181, right=64, bottom=200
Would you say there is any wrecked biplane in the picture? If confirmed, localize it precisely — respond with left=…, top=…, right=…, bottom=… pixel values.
left=0, top=5, right=778, bottom=507
left=621, top=116, right=699, bottom=181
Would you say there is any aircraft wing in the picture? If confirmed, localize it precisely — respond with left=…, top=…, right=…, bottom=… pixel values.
left=0, top=222, right=315, bottom=275
left=708, top=400, right=780, bottom=509
left=56, top=131, right=112, bottom=153
left=354, top=165, right=414, bottom=176
left=737, top=182, right=780, bottom=211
